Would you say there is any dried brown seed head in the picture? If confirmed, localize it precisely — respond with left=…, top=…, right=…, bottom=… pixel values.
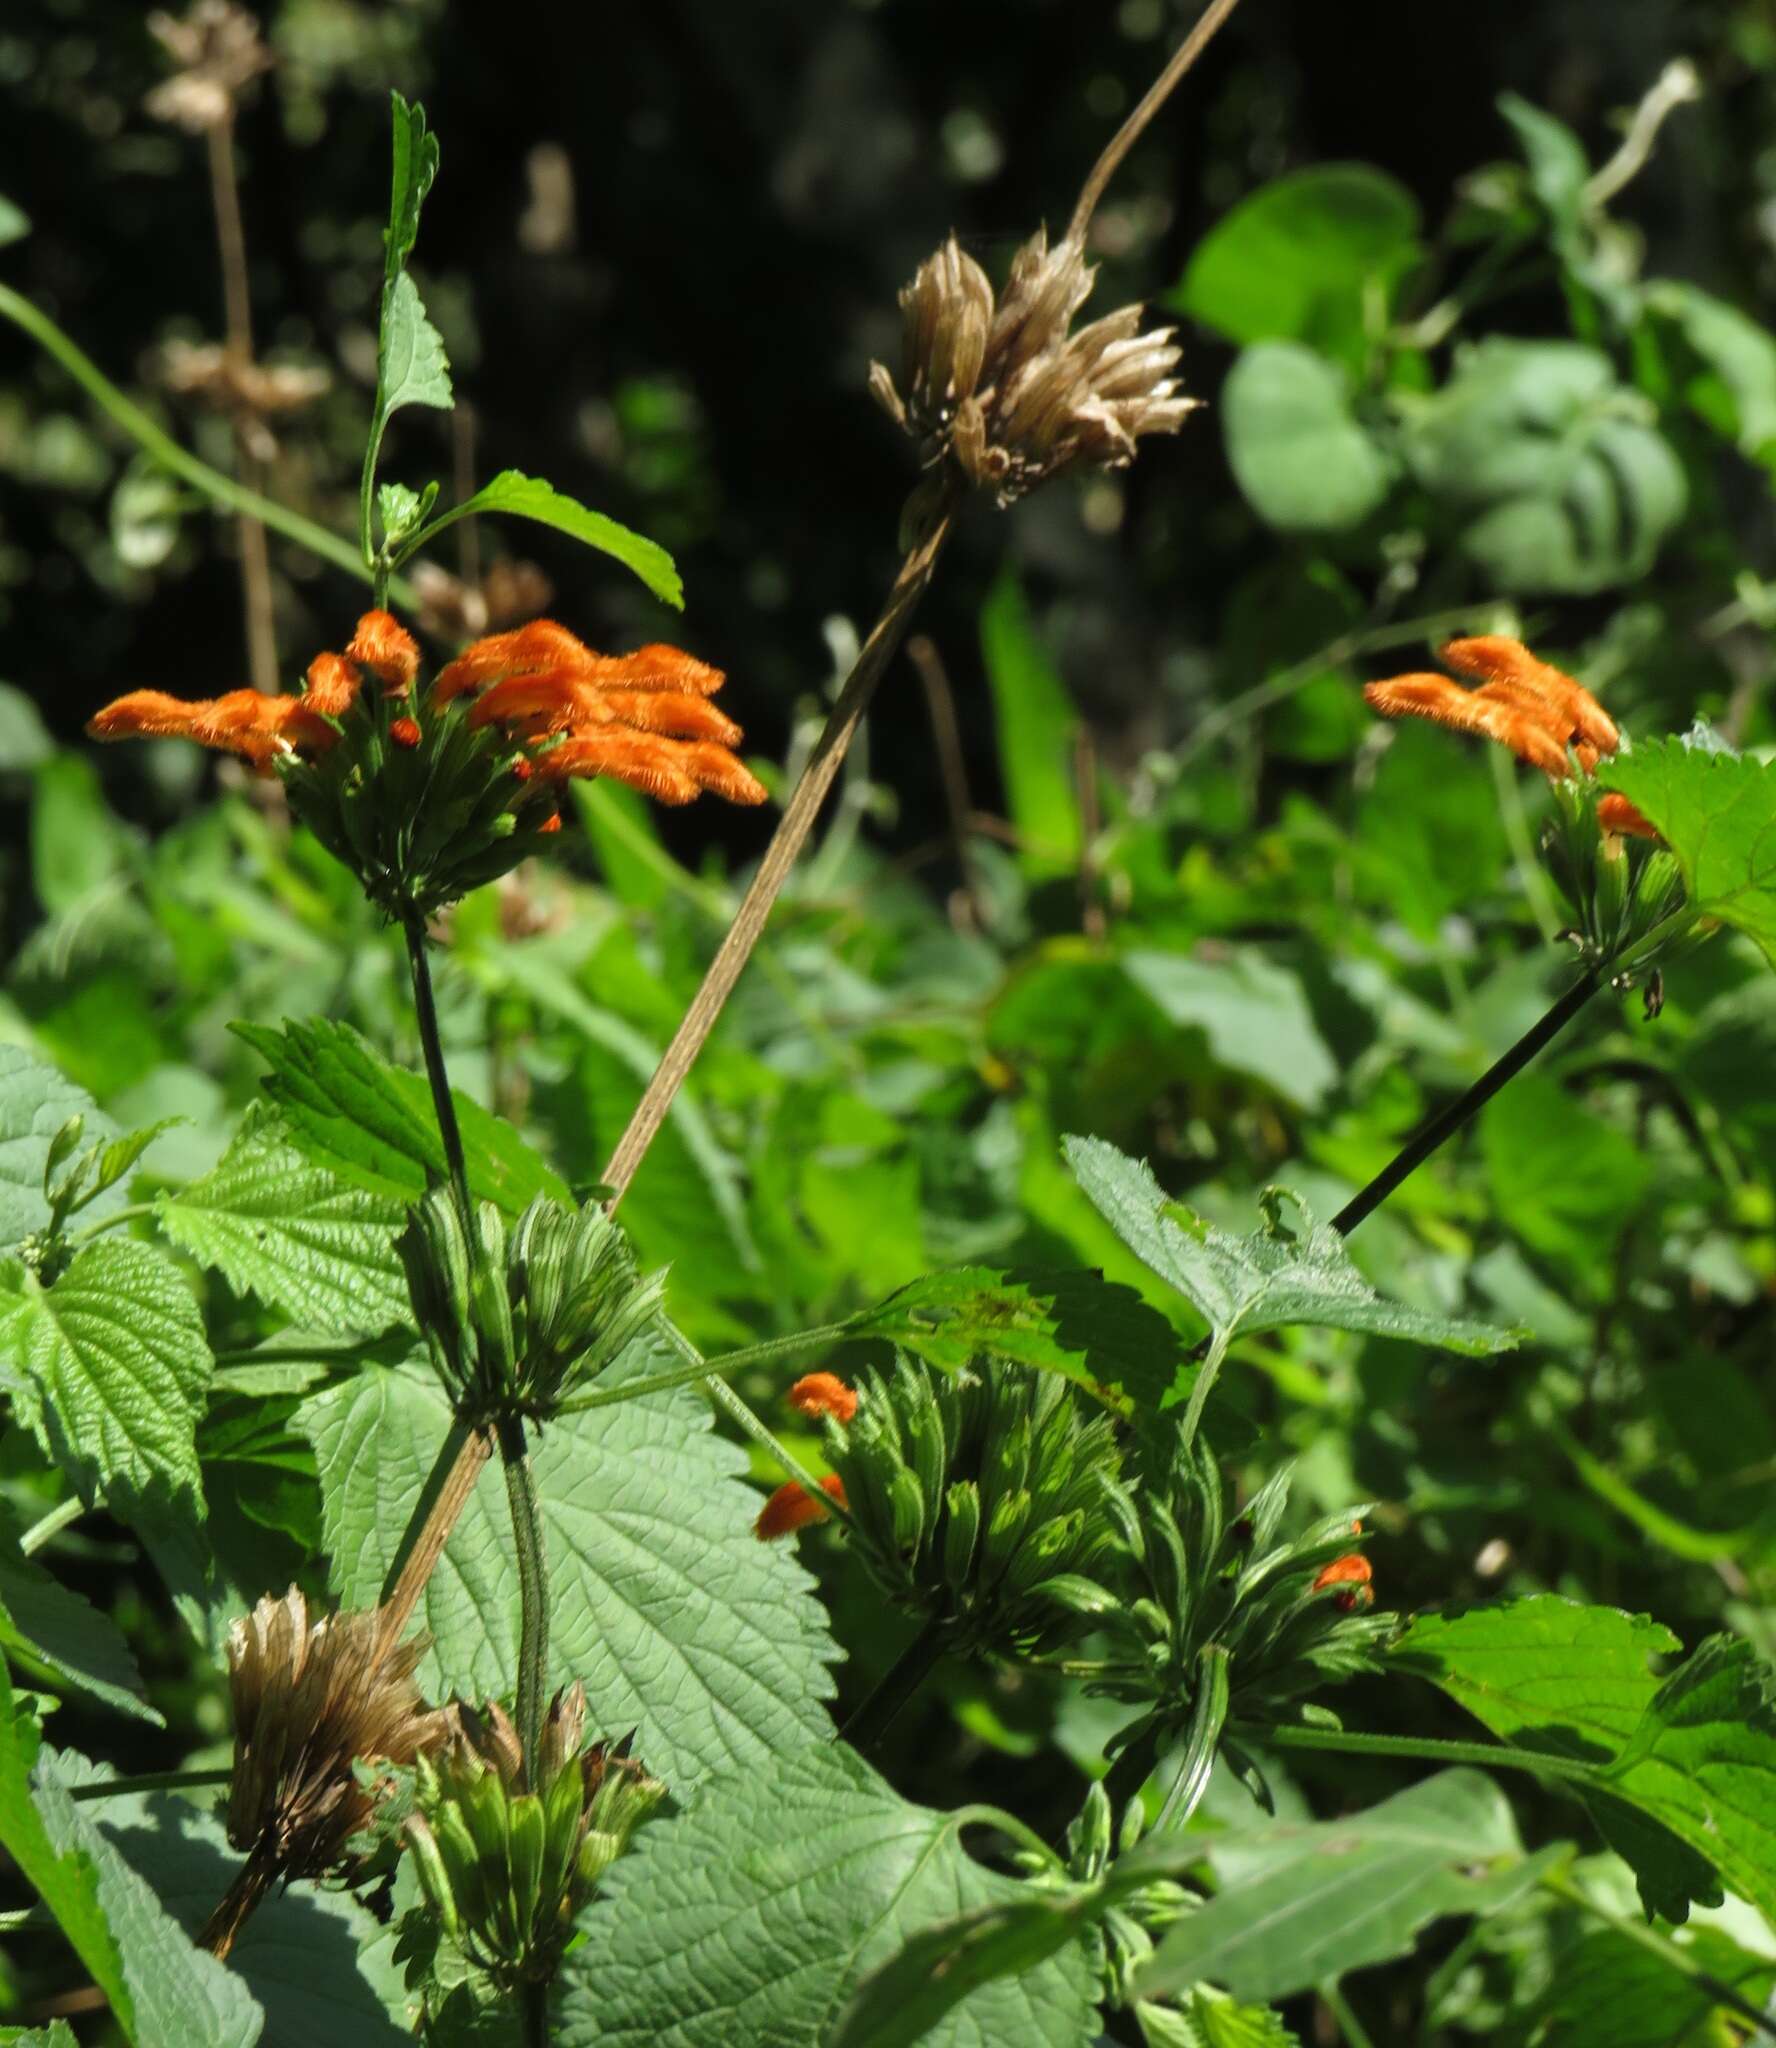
left=145, top=0, right=272, bottom=132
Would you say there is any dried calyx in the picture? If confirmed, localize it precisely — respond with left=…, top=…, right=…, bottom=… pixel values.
left=870, top=227, right=1199, bottom=505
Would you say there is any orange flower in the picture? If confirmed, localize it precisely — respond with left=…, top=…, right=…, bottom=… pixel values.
left=754, top=1474, right=847, bottom=1540
left=787, top=1373, right=858, bottom=1425
left=1596, top=792, right=1659, bottom=841
left=1365, top=636, right=1622, bottom=781
left=1311, top=1553, right=1372, bottom=1592
left=87, top=609, right=767, bottom=811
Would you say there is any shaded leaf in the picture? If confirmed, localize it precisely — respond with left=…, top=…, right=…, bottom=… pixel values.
left=0, top=1527, right=160, bottom=1723
left=980, top=571, right=1083, bottom=878
left=0, top=1044, right=118, bottom=1252
left=1122, top=949, right=1338, bottom=1112
left=1222, top=344, right=1392, bottom=533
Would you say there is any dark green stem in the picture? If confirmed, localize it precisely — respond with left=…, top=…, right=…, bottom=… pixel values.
left=69, top=1767, right=232, bottom=1802
left=1331, top=967, right=1603, bottom=1237
left=401, top=906, right=473, bottom=1225
left=1233, top=1720, right=1604, bottom=1788
left=498, top=1413, right=549, bottom=1784
left=840, top=1620, right=947, bottom=1751
left=1099, top=1723, right=1165, bottom=1823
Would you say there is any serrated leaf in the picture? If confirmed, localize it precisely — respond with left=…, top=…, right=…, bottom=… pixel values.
left=1139, top=1770, right=1546, bottom=2002
left=382, top=91, right=438, bottom=281
left=1394, top=1598, right=1776, bottom=1925
left=1, top=1666, right=265, bottom=2048
left=377, top=270, right=452, bottom=420
left=0, top=1045, right=120, bottom=1251
left=79, top=1754, right=413, bottom=2048
left=1521, top=1922, right=1776, bottom=2048
left=1601, top=738, right=1776, bottom=967
left=0, top=1240, right=210, bottom=1525
left=0, top=1528, right=160, bottom=1723
left=296, top=1345, right=838, bottom=1787
left=231, top=1018, right=569, bottom=1214
left=1065, top=1135, right=1519, bottom=1438
left=1137, top=1990, right=1302, bottom=2048
left=553, top=1742, right=1098, bottom=2048
left=417, top=471, right=681, bottom=609
left=838, top=1265, right=1185, bottom=1417
left=158, top=1105, right=408, bottom=1333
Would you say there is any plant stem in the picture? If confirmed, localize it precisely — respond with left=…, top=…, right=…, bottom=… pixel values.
left=600, top=493, right=959, bottom=1203
left=1319, top=1979, right=1379, bottom=2048
left=841, top=1621, right=947, bottom=1750
left=555, top=1321, right=854, bottom=1416
left=1067, top=0, right=1246, bottom=244
left=65, top=1201, right=158, bottom=1250
left=20, top=1496, right=84, bottom=1556
left=498, top=1413, right=550, bottom=1784
left=1100, top=1723, right=1164, bottom=1821
left=1330, top=967, right=1603, bottom=1237
left=1233, top=1720, right=1604, bottom=1789
left=0, top=281, right=397, bottom=595
left=401, top=905, right=473, bottom=1223
left=68, top=1767, right=231, bottom=1803
left=1537, top=1867, right=1776, bottom=2041
left=380, top=1424, right=494, bottom=1644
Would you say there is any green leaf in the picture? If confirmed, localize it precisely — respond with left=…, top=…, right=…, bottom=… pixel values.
left=1064, top=1136, right=1519, bottom=1410
left=1403, top=339, right=1686, bottom=594
left=231, top=1017, right=570, bottom=1214
left=980, top=571, right=1083, bottom=878
left=0, top=194, right=30, bottom=247
left=1222, top=345, right=1392, bottom=533
left=297, top=1349, right=839, bottom=1787
left=1519, top=1922, right=1776, bottom=2048
left=1498, top=94, right=1590, bottom=228
left=382, top=91, right=439, bottom=281
left=0, top=1663, right=264, bottom=2047
left=1646, top=279, right=1776, bottom=462
left=0, top=1240, right=210, bottom=1526
left=32, top=754, right=134, bottom=916
left=553, top=1742, right=1098, bottom=2048
left=0, top=679, right=55, bottom=770
left=0, top=1527, right=160, bottom=1724
left=377, top=270, right=452, bottom=421
left=1481, top=1073, right=1653, bottom=1283
left=1139, top=1770, right=1545, bottom=2003
left=1170, top=165, right=1421, bottom=371
left=1601, top=737, right=1776, bottom=967
left=158, top=1105, right=409, bottom=1333
left=1122, top=949, right=1339, bottom=1112
left=0, top=1046, right=117, bottom=1251
left=1136, top=1991, right=1302, bottom=2047
left=412, top=470, right=681, bottom=610
left=838, top=1264, right=1185, bottom=1417
left=1393, top=1598, right=1776, bottom=1925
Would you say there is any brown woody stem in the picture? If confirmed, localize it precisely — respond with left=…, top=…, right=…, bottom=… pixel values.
left=601, top=492, right=959, bottom=1202
left=200, top=1837, right=283, bottom=1959
left=379, top=1424, right=494, bottom=1649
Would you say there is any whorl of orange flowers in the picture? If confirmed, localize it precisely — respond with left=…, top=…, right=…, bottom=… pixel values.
left=87, top=610, right=768, bottom=809
left=787, top=1372, right=859, bottom=1425
left=755, top=1473, right=847, bottom=1540
left=1364, top=636, right=1656, bottom=839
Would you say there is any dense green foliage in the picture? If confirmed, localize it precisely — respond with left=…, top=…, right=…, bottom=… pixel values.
left=5, top=4, right=1776, bottom=2045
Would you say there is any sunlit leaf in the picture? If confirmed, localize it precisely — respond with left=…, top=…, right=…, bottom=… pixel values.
left=416, top=470, right=681, bottom=609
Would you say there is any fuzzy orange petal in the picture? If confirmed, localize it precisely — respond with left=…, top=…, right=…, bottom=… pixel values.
left=345, top=611, right=420, bottom=695
left=303, top=651, right=362, bottom=717
left=1597, top=792, right=1660, bottom=840
left=754, top=1474, right=847, bottom=1539
left=1364, top=675, right=1571, bottom=777
left=592, top=689, right=744, bottom=745
left=584, top=643, right=725, bottom=697
left=88, top=688, right=329, bottom=770
left=1442, top=636, right=1620, bottom=758
left=1311, top=1553, right=1373, bottom=1593
left=533, top=733, right=704, bottom=804
left=787, top=1373, right=858, bottom=1424
left=431, top=619, right=596, bottom=703
left=464, top=669, right=599, bottom=735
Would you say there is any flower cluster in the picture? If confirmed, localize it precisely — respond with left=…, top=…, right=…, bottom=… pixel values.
left=1363, top=635, right=1655, bottom=838
left=870, top=228, right=1198, bottom=505
left=89, top=609, right=765, bottom=916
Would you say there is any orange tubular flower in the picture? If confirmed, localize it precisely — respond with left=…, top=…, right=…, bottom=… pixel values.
left=787, top=1373, right=859, bottom=1425
left=1312, top=1553, right=1373, bottom=1593
left=754, top=1474, right=847, bottom=1540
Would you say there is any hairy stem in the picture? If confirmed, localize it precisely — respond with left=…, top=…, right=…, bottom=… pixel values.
left=601, top=494, right=959, bottom=1202
left=1233, top=1720, right=1605, bottom=1788
left=498, top=1414, right=550, bottom=1783
left=401, top=906, right=473, bottom=1223
left=19, top=1496, right=84, bottom=1556
left=1331, top=968, right=1603, bottom=1237
left=1067, top=0, right=1246, bottom=244
left=0, top=281, right=395, bottom=593
left=841, top=1621, right=948, bottom=1751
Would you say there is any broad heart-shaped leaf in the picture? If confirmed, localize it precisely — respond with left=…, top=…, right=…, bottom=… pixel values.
left=382, top=90, right=438, bottom=280
left=1138, top=1770, right=1546, bottom=2003
left=553, top=1742, right=1098, bottom=2048
left=231, top=1017, right=570, bottom=1214
left=0, top=1521, right=159, bottom=1723
left=157, top=1105, right=408, bottom=1334
left=1394, top=1598, right=1776, bottom=1925
left=837, top=1265, right=1186, bottom=1417
left=1169, top=164, right=1421, bottom=373
left=0, top=1665, right=265, bottom=2048
left=377, top=268, right=452, bottom=421
left=1222, top=344, right=1393, bottom=534
left=296, top=1345, right=838, bottom=1787
left=1064, top=1137, right=1520, bottom=1399
left=1601, top=738, right=1776, bottom=968
left=420, top=470, right=682, bottom=609
left=0, top=1043, right=123, bottom=1252
left=73, top=1752, right=412, bottom=2048
left=0, top=1240, right=209, bottom=1526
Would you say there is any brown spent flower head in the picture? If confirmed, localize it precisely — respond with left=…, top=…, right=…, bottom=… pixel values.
left=871, top=226, right=1198, bottom=506
left=787, top=1371, right=858, bottom=1425
left=222, top=1587, right=445, bottom=1888
left=755, top=1473, right=847, bottom=1540
left=1364, top=636, right=1659, bottom=839
left=145, top=0, right=272, bottom=132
